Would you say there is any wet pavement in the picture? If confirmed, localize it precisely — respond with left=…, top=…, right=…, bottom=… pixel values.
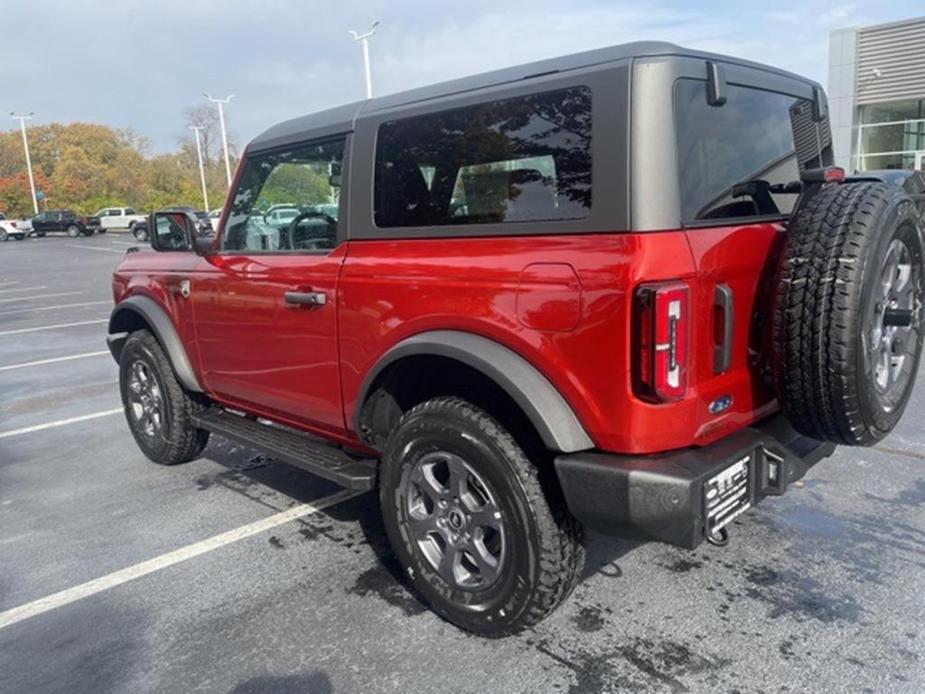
left=0, top=234, right=922, bottom=693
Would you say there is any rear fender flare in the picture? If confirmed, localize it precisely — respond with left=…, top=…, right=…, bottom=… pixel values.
left=355, top=330, right=594, bottom=453
left=107, top=294, right=202, bottom=392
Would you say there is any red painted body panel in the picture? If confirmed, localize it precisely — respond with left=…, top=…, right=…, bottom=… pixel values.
left=112, top=221, right=784, bottom=456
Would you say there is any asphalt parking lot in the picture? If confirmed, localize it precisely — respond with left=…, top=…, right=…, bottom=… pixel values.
left=0, top=232, right=923, bottom=694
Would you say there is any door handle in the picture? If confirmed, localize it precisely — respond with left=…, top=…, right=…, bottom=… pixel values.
left=284, top=290, right=327, bottom=307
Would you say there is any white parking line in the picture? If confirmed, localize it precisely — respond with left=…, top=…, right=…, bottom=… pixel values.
left=0, top=291, right=83, bottom=304
left=0, top=319, right=108, bottom=337
left=0, top=408, right=123, bottom=440
left=0, top=300, right=110, bottom=316
left=65, top=244, right=125, bottom=254
left=0, top=489, right=359, bottom=630
left=0, top=281, right=19, bottom=287
left=0, top=350, right=110, bottom=372
left=0, top=285, right=47, bottom=294
left=111, top=241, right=136, bottom=247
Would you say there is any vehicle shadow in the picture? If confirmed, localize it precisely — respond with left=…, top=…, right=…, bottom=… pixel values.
left=202, top=437, right=647, bottom=585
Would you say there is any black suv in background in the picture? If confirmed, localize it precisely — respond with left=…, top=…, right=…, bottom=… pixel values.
left=32, top=210, right=102, bottom=237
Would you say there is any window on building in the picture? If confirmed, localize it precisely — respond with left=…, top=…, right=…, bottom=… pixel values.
left=374, top=86, right=592, bottom=228
left=857, top=99, right=925, bottom=171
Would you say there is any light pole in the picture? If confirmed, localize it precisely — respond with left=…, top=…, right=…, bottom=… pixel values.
left=349, top=21, right=379, bottom=99
left=203, top=92, right=235, bottom=187
left=10, top=112, right=38, bottom=214
left=189, top=125, right=210, bottom=211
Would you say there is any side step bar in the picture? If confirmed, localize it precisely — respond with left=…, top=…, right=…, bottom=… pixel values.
left=191, top=408, right=377, bottom=491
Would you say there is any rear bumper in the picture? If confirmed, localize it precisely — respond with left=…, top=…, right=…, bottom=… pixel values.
left=554, top=415, right=835, bottom=549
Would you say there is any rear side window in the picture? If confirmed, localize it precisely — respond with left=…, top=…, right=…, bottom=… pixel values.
left=675, top=79, right=832, bottom=222
left=374, top=86, right=592, bottom=228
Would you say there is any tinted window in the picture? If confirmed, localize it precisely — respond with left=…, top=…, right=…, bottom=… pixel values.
left=675, top=79, right=832, bottom=222
left=375, top=86, right=592, bottom=228
left=223, top=139, right=344, bottom=253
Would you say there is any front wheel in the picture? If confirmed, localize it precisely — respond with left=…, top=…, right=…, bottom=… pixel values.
left=66, top=224, right=80, bottom=238
left=119, top=330, right=209, bottom=465
left=380, top=397, right=584, bottom=636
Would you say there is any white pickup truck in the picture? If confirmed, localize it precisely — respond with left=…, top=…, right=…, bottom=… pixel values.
left=94, top=207, right=146, bottom=232
left=0, top=212, right=33, bottom=241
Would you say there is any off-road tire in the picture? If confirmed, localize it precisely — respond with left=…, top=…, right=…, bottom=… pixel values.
left=119, top=329, right=209, bottom=465
left=379, top=396, right=585, bottom=636
left=66, top=224, right=80, bottom=238
left=773, top=181, right=925, bottom=445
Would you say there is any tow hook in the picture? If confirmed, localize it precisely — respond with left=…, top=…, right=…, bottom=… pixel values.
left=707, top=527, right=729, bottom=547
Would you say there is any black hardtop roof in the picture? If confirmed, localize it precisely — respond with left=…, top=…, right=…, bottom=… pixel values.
left=249, top=40, right=818, bottom=152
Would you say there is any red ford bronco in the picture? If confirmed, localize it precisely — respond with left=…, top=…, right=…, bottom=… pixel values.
left=108, top=42, right=924, bottom=636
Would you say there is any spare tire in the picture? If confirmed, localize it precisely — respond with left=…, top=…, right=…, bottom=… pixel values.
left=773, top=181, right=924, bottom=446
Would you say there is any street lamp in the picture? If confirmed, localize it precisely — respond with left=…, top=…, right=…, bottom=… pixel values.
left=189, top=125, right=210, bottom=212
left=349, top=21, right=380, bottom=99
left=202, top=92, right=235, bottom=187
left=10, top=112, right=38, bottom=214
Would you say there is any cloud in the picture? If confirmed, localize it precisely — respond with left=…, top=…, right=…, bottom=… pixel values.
left=0, top=0, right=922, bottom=152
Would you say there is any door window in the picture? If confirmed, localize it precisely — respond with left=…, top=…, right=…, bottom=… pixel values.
left=223, top=138, right=345, bottom=253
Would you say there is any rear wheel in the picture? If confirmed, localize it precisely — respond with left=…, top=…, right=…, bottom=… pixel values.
left=119, top=330, right=209, bottom=465
left=133, top=225, right=148, bottom=242
left=0, top=228, right=7, bottom=242
left=773, top=181, right=925, bottom=445
left=379, top=397, right=584, bottom=636
left=66, top=224, right=80, bottom=238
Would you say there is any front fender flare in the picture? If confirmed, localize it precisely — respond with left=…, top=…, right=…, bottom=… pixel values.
left=355, top=330, right=594, bottom=453
left=107, top=294, right=202, bottom=392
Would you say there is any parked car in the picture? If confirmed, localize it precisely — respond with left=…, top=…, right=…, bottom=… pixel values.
left=107, top=41, right=925, bottom=636
left=94, top=207, right=146, bottom=232
left=0, top=213, right=33, bottom=241
left=32, top=210, right=101, bottom=237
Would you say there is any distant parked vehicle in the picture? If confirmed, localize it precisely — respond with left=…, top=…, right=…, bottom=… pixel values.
left=0, top=213, right=33, bottom=241
left=94, top=207, right=146, bottom=232
left=208, top=208, right=223, bottom=231
left=32, top=210, right=101, bottom=237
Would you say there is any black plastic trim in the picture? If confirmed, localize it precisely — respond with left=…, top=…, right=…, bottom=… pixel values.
left=554, top=414, right=835, bottom=548
left=107, top=295, right=203, bottom=393
left=355, top=330, right=594, bottom=453
left=713, top=284, right=733, bottom=374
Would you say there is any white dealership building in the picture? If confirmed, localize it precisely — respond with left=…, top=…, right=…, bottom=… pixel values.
left=828, top=16, right=925, bottom=171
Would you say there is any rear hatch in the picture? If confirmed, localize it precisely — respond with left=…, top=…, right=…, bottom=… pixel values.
left=666, top=73, right=834, bottom=448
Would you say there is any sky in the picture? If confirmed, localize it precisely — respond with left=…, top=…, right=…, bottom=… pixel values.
left=1, top=0, right=923, bottom=153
